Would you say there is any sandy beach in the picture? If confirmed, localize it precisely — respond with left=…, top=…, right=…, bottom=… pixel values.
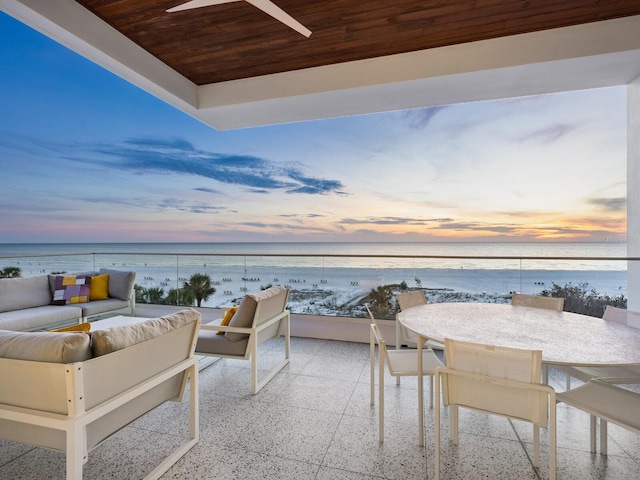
left=2, top=242, right=627, bottom=315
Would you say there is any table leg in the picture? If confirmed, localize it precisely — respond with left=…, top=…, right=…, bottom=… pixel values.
left=418, top=334, right=425, bottom=447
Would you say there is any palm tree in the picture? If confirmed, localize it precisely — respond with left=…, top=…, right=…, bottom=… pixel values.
left=183, top=273, right=216, bottom=307
left=165, top=287, right=195, bottom=306
left=145, top=287, right=165, bottom=304
left=366, top=285, right=394, bottom=319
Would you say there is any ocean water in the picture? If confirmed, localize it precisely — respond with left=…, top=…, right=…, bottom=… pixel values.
left=0, top=242, right=629, bottom=310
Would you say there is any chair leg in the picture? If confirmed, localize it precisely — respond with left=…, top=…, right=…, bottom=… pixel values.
left=542, top=364, right=549, bottom=384
left=429, top=376, right=434, bottom=409
left=395, top=321, right=401, bottom=386
left=451, top=405, right=459, bottom=445
left=533, top=425, right=540, bottom=467
left=435, top=372, right=441, bottom=480
left=550, top=399, right=557, bottom=480
left=370, top=330, right=375, bottom=406
left=379, top=347, right=385, bottom=443
left=250, top=340, right=259, bottom=394
left=565, top=374, right=571, bottom=391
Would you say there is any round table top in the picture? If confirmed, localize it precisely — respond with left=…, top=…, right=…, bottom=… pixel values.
left=397, top=302, right=640, bottom=366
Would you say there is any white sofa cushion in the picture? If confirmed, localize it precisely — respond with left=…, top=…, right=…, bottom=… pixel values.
left=0, top=275, right=51, bottom=312
left=91, top=309, right=199, bottom=357
left=81, top=298, right=130, bottom=318
left=0, top=305, right=83, bottom=331
left=99, top=268, right=136, bottom=301
left=0, top=329, right=91, bottom=363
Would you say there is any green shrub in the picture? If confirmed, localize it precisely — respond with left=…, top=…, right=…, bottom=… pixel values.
left=539, top=282, right=626, bottom=317
left=0, top=266, right=21, bottom=278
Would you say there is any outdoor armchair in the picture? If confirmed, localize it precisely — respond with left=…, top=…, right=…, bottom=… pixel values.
left=196, top=285, right=290, bottom=394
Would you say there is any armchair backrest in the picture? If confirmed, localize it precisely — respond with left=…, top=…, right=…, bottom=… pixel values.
left=251, top=286, right=290, bottom=344
left=442, top=338, right=548, bottom=426
left=253, top=286, right=290, bottom=327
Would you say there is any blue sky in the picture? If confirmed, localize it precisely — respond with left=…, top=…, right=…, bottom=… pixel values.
left=0, top=12, right=627, bottom=244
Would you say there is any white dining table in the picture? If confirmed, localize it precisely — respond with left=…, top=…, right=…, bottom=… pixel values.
left=397, top=302, right=640, bottom=445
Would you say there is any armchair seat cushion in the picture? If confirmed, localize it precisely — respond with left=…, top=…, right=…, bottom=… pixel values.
left=197, top=326, right=249, bottom=356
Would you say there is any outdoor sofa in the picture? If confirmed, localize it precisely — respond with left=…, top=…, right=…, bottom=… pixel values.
left=0, top=268, right=136, bottom=331
left=0, top=308, right=200, bottom=479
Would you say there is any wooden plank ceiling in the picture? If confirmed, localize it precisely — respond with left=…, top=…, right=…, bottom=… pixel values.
left=76, top=0, right=640, bottom=86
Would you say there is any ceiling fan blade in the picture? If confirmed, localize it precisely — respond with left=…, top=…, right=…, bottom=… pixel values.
left=166, top=0, right=239, bottom=13
left=245, top=0, right=312, bottom=37
left=167, top=0, right=311, bottom=38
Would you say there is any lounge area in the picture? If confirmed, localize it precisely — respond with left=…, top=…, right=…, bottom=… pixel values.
left=1, top=307, right=639, bottom=479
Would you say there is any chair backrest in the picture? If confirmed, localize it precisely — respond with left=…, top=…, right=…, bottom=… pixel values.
left=368, top=305, right=398, bottom=371
left=253, top=286, right=290, bottom=327
left=603, top=305, right=640, bottom=329
left=511, top=293, right=564, bottom=311
left=396, top=291, right=428, bottom=311
left=442, top=338, right=548, bottom=425
left=366, top=305, right=385, bottom=343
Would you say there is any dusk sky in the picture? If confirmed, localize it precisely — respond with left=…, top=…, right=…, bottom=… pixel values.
left=0, top=12, right=627, bottom=244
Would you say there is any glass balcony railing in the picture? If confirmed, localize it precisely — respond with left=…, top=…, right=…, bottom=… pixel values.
left=0, top=250, right=632, bottom=319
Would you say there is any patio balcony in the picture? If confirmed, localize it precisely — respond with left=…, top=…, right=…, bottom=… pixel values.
left=1, top=303, right=639, bottom=478
left=0, top=251, right=638, bottom=478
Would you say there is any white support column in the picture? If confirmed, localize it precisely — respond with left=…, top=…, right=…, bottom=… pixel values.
left=628, top=76, right=640, bottom=311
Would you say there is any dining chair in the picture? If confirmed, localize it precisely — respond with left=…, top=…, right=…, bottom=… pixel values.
left=367, top=306, right=444, bottom=443
left=557, top=379, right=640, bottom=454
left=559, top=306, right=640, bottom=390
left=511, top=292, right=564, bottom=311
left=435, top=338, right=556, bottom=480
left=511, top=293, right=564, bottom=384
left=396, top=291, right=444, bottom=350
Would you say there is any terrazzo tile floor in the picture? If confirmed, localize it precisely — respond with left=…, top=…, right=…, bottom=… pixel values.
left=2, top=335, right=640, bottom=479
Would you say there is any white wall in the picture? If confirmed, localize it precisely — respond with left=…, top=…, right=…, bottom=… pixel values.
left=628, top=76, right=640, bottom=311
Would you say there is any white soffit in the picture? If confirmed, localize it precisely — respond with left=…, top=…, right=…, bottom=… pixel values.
left=2, top=0, right=640, bottom=130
